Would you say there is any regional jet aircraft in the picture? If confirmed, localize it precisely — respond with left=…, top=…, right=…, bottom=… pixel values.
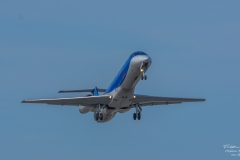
left=22, top=51, right=205, bottom=122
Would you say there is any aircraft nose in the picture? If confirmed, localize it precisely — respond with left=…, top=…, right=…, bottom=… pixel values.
left=131, top=54, right=152, bottom=66
left=137, top=55, right=152, bottom=71
left=140, top=55, right=152, bottom=63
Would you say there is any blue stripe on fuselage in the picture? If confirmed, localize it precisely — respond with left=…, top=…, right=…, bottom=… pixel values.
left=104, top=51, right=148, bottom=94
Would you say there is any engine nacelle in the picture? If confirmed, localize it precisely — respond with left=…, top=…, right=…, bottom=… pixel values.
left=78, top=94, right=94, bottom=114
left=79, top=105, right=92, bottom=114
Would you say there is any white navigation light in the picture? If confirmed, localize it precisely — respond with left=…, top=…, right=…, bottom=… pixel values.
left=140, top=69, right=144, bottom=72
left=133, top=96, right=136, bottom=99
left=109, top=96, right=112, bottom=99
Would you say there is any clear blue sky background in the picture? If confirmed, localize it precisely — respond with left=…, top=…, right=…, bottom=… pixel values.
left=1, top=1, right=240, bottom=160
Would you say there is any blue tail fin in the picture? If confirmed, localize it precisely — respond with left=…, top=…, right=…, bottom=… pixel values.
left=92, top=87, right=99, bottom=96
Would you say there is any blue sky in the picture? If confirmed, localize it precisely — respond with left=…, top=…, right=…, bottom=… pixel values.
left=1, top=1, right=240, bottom=159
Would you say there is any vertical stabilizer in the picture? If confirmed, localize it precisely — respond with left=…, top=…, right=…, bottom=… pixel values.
left=92, top=87, right=99, bottom=96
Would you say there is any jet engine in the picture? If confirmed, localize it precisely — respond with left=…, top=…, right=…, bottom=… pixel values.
left=79, top=94, right=93, bottom=114
left=79, top=105, right=92, bottom=114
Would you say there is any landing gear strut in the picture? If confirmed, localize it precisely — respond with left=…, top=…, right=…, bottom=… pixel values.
left=133, top=104, right=142, bottom=120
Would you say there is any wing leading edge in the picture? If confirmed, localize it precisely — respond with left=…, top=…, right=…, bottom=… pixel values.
left=21, top=95, right=111, bottom=106
left=22, top=94, right=205, bottom=107
left=132, top=94, right=205, bottom=107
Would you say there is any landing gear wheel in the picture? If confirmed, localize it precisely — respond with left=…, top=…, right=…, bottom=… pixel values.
left=138, top=113, right=141, bottom=120
left=141, top=75, right=147, bottom=80
left=133, top=113, right=137, bottom=120
left=132, top=104, right=142, bottom=121
left=96, top=113, right=99, bottom=121
left=100, top=113, right=103, bottom=121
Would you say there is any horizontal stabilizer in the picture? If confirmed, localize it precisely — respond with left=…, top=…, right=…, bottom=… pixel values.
left=58, top=89, right=106, bottom=93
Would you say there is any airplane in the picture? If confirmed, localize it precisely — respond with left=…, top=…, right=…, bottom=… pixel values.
left=22, top=51, right=205, bottom=123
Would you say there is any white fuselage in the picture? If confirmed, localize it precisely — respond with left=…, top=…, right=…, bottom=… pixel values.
left=94, top=55, right=152, bottom=122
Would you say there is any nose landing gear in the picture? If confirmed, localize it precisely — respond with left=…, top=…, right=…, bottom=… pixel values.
left=140, top=63, right=148, bottom=80
left=141, top=75, right=147, bottom=80
left=140, top=69, right=147, bottom=80
left=133, top=104, right=142, bottom=120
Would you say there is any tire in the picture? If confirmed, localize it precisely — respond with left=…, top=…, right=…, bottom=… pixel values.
left=144, top=75, right=147, bottom=80
left=100, top=113, right=103, bottom=121
left=133, top=113, right=136, bottom=120
left=138, top=113, right=141, bottom=120
left=96, top=113, right=99, bottom=121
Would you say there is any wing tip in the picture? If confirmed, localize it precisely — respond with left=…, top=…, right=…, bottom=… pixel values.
left=191, top=98, right=206, bottom=102
left=21, top=100, right=35, bottom=103
left=21, top=100, right=27, bottom=103
left=201, top=99, right=206, bottom=101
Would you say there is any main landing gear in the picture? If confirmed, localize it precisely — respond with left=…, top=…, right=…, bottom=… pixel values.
left=96, top=112, right=103, bottom=121
left=133, top=104, right=142, bottom=120
left=95, top=104, right=104, bottom=121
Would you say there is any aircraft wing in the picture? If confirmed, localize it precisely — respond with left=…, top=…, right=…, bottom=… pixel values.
left=21, top=95, right=111, bottom=106
left=132, top=94, right=205, bottom=107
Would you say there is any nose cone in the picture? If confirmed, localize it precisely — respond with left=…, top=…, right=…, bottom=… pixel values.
left=131, top=54, right=152, bottom=70
left=142, top=55, right=152, bottom=63
left=136, top=55, right=152, bottom=65
left=130, top=51, right=151, bottom=62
